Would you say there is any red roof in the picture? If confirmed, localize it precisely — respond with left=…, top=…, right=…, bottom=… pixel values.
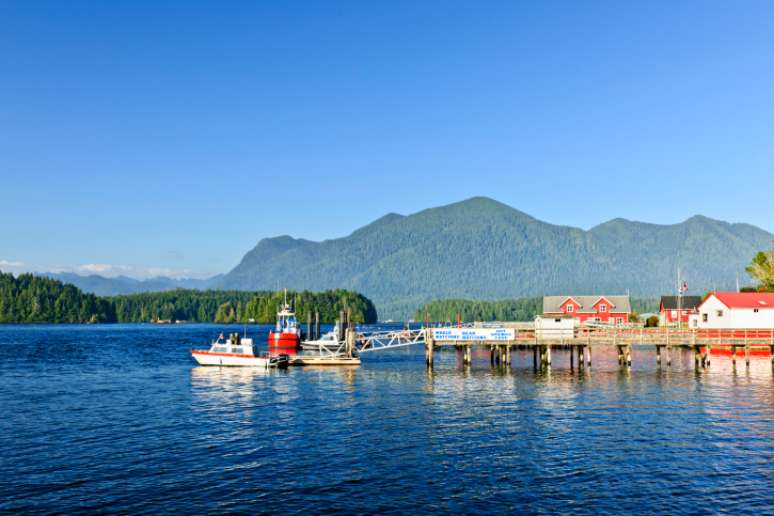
left=710, top=292, right=774, bottom=309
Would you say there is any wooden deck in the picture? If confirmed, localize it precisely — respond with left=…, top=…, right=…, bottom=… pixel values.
left=424, top=326, right=774, bottom=369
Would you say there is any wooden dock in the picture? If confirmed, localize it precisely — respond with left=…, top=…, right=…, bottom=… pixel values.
left=290, top=323, right=362, bottom=367
left=424, top=326, right=774, bottom=369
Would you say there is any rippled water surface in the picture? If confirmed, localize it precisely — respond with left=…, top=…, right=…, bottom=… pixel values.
left=1, top=324, right=774, bottom=514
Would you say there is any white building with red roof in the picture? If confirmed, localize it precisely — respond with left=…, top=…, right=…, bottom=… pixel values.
left=692, top=292, right=774, bottom=329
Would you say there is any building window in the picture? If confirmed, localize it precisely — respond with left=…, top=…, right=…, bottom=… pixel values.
left=754, top=308, right=759, bottom=313
left=716, top=310, right=723, bottom=317
left=671, top=310, right=677, bottom=318
left=599, top=304, right=607, bottom=313
left=566, top=304, right=574, bottom=313
left=616, top=317, right=623, bottom=325
left=702, top=313, right=708, bottom=322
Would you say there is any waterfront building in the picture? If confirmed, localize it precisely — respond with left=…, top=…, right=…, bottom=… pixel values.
left=659, top=296, right=702, bottom=325
left=691, top=292, right=774, bottom=329
left=534, top=315, right=576, bottom=338
left=542, top=295, right=631, bottom=325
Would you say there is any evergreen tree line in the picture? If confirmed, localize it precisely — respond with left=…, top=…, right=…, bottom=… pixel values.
left=414, top=298, right=543, bottom=322
left=415, top=297, right=660, bottom=323
left=113, top=288, right=377, bottom=324
left=0, top=272, right=377, bottom=324
left=0, top=272, right=116, bottom=323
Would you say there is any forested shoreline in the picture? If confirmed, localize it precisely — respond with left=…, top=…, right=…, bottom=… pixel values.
left=414, top=297, right=660, bottom=322
left=0, top=272, right=377, bottom=324
left=0, top=272, right=116, bottom=323
left=112, top=288, right=377, bottom=324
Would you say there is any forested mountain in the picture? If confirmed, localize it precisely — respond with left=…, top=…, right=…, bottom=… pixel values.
left=0, top=272, right=116, bottom=323
left=43, top=272, right=215, bottom=296
left=215, top=197, right=774, bottom=319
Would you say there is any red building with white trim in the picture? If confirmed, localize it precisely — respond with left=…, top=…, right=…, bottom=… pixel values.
left=659, top=296, right=701, bottom=324
left=542, top=295, right=631, bottom=325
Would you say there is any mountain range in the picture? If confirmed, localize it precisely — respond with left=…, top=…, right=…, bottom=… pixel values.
left=42, top=272, right=215, bottom=297
left=31, top=197, right=774, bottom=319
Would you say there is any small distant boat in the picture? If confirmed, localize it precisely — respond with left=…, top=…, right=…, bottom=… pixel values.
left=192, top=333, right=289, bottom=368
left=300, top=328, right=339, bottom=351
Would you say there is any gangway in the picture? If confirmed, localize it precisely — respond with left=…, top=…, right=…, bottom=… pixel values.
left=357, top=328, right=426, bottom=353
left=355, top=323, right=483, bottom=353
left=299, top=323, right=475, bottom=357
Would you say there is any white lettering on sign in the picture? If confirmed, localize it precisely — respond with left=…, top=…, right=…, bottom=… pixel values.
left=431, top=328, right=515, bottom=341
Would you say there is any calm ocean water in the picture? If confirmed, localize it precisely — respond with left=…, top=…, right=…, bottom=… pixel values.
left=1, top=324, right=773, bottom=514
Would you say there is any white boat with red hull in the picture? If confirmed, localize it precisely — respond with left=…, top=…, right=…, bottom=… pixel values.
left=192, top=333, right=289, bottom=368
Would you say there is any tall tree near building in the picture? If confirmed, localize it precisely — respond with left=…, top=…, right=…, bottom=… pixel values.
left=747, top=244, right=774, bottom=291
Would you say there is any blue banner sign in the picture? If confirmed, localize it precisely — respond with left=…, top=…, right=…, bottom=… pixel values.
left=431, top=328, right=515, bottom=341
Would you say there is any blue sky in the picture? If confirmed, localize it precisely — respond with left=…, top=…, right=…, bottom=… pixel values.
left=2, top=1, right=773, bottom=278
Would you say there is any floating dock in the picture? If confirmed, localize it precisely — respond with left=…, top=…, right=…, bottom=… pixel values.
left=289, top=356, right=361, bottom=366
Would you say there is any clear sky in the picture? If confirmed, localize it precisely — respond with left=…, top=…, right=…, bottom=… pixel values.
left=2, top=1, right=773, bottom=278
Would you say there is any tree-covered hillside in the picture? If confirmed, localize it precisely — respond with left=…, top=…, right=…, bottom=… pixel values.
left=414, top=297, right=660, bottom=322
left=0, top=271, right=377, bottom=324
left=0, top=272, right=116, bottom=323
left=415, top=298, right=543, bottom=322
left=112, top=289, right=377, bottom=324
left=215, top=197, right=773, bottom=319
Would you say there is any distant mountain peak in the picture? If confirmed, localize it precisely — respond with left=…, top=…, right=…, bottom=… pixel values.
left=213, top=198, right=773, bottom=319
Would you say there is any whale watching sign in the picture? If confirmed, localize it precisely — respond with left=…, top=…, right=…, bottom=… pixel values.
left=431, top=328, right=515, bottom=341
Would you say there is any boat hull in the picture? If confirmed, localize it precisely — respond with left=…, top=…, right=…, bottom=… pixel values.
left=192, top=350, right=278, bottom=367
left=268, top=331, right=300, bottom=353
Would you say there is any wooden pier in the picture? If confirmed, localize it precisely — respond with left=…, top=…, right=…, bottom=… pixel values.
left=423, top=326, right=774, bottom=370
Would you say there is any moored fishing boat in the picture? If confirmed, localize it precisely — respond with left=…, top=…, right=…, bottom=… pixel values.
left=192, top=333, right=289, bottom=368
left=268, top=290, right=302, bottom=353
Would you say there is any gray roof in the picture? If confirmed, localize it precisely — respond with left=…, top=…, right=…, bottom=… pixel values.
left=660, top=296, right=702, bottom=310
left=543, top=295, right=631, bottom=314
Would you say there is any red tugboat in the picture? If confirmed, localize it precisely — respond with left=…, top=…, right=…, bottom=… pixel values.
left=268, top=290, right=302, bottom=354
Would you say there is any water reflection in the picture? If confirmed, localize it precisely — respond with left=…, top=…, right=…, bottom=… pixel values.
left=5, top=325, right=774, bottom=513
left=190, top=366, right=273, bottom=405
